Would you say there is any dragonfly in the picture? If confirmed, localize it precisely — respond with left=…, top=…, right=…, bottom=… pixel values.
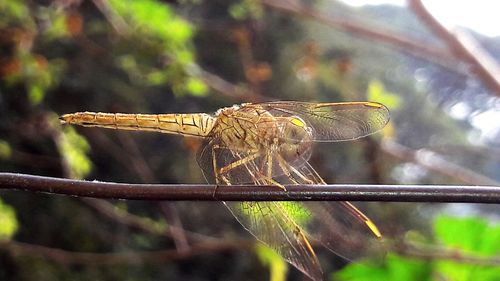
left=60, top=101, right=390, bottom=281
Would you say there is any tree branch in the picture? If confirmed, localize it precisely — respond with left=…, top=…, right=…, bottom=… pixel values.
left=0, top=239, right=249, bottom=266
left=1, top=173, right=499, bottom=203
left=261, top=0, right=460, bottom=72
left=381, top=139, right=500, bottom=186
left=408, top=0, right=500, bottom=95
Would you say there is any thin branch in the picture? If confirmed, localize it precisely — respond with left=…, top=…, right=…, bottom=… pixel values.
left=408, top=0, right=500, bottom=95
left=1, top=173, right=499, bottom=203
left=81, top=197, right=216, bottom=242
left=91, top=0, right=129, bottom=35
left=394, top=241, right=500, bottom=266
left=261, top=0, right=460, bottom=72
left=381, top=139, right=500, bottom=186
left=0, top=239, right=250, bottom=266
left=199, top=68, right=269, bottom=102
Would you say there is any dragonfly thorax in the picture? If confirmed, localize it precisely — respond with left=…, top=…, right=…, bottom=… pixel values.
left=213, top=106, right=313, bottom=164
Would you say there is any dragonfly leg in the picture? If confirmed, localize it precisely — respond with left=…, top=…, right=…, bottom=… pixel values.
left=275, top=154, right=300, bottom=185
left=210, top=145, right=259, bottom=183
left=211, top=145, right=221, bottom=185
left=242, top=155, right=286, bottom=190
left=210, top=145, right=269, bottom=187
left=275, top=154, right=322, bottom=185
left=218, top=151, right=260, bottom=175
left=210, top=145, right=238, bottom=197
left=266, top=151, right=273, bottom=180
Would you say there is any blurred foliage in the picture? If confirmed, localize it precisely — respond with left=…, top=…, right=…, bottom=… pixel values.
left=435, top=216, right=500, bottom=257
left=0, top=140, right=12, bottom=159
left=46, top=112, right=93, bottom=179
left=256, top=243, right=288, bottom=281
left=334, top=216, right=500, bottom=281
left=0, top=198, right=18, bottom=240
left=367, top=79, right=402, bottom=110
left=0, top=0, right=204, bottom=109
left=334, top=253, right=430, bottom=281
left=108, top=0, right=207, bottom=96
left=229, top=0, right=263, bottom=20
left=0, top=0, right=499, bottom=280
left=56, top=125, right=92, bottom=179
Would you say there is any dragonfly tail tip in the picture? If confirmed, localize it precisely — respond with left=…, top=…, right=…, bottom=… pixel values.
left=59, top=115, right=69, bottom=124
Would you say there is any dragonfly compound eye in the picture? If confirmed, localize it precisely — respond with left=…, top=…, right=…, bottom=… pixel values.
left=279, top=117, right=312, bottom=161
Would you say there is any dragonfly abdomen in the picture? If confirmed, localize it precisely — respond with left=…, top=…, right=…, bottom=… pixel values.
left=59, top=112, right=215, bottom=137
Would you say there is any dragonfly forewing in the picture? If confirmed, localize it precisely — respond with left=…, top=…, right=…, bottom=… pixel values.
left=252, top=101, right=390, bottom=142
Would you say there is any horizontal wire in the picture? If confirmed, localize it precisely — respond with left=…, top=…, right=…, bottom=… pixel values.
left=1, top=173, right=499, bottom=203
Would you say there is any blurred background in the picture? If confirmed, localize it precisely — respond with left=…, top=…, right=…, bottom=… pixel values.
left=1, top=0, right=499, bottom=280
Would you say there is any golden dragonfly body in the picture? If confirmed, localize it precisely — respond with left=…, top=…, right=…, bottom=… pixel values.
left=61, top=101, right=390, bottom=281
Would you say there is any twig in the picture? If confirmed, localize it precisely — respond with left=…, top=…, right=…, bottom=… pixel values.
left=91, top=0, right=129, bottom=35
left=1, top=173, right=499, bottom=203
left=261, top=0, right=459, bottom=71
left=0, top=239, right=249, bottom=266
left=381, top=139, right=499, bottom=186
left=394, top=240, right=500, bottom=266
left=199, top=68, right=269, bottom=102
left=408, top=0, right=500, bottom=95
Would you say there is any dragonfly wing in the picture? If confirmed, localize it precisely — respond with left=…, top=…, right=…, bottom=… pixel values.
left=198, top=141, right=323, bottom=280
left=246, top=101, right=390, bottom=142
left=290, top=161, right=386, bottom=260
left=302, top=201, right=386, bottom=260
left=225, top=201, right=323, bottom=281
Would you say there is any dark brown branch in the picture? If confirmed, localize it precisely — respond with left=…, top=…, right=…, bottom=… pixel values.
left=408, top=0, right=500, bottom=95
left=0, top=239, right=249, bottom=266
left=1, top=173, right=499, bottom=203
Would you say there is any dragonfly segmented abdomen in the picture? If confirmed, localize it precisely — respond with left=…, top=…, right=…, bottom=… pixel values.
left=60, top=112, right=216, bottom=137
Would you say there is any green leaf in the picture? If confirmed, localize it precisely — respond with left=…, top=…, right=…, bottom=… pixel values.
left=255, top=243, right=288, bottom=281
left=39, top=7, right=69, bottom=39
left=335, top=216, right=500, bottom=281
left=333, top=253, right=430, bottom=281
left=0, top=140, right=12, bottom=159
left=229, top=0, right=263, bottom=20
left=433, top=216, right=500, bottom=281
left=109, top=0, right=193, bottom=46
left=0, top=0, right=34, bottom=28
left=185, top=77, right=208, bottom=96
left=108, top=0, right=202, bottom=97
left=367, top=79, right=401, bottom=110
left=58, top=125, right=93, bottom=179
left=28, top=84, right=45, bottom=105
left=434, top=215, right=500, bottom=256
left=0, top=198, right=19, bottom=240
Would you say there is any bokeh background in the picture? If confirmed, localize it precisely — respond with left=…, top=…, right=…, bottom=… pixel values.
left=1, top=0, right=499, bottom=280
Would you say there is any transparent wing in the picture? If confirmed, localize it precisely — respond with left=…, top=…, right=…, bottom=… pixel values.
left=243, top=101, right=390, bottom=142
left=197, top=140, right=323, bottom=280
left=225, top=201, right=323, bottom=281
left=291, top=162, right=386, bottom=260
left=270, top=155, right=385, bottom=260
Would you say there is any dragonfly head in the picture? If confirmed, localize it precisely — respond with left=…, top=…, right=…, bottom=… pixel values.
left=279, top=116, right=313, bottom=161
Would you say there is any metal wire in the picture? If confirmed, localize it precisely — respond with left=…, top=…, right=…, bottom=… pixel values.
left=1, top=173, right=499, bottom=203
